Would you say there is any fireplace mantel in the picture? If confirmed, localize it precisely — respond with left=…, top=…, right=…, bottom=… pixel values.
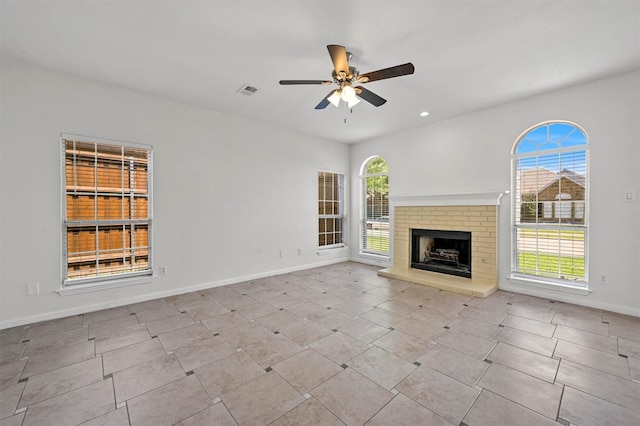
left=380, top=193, right=504, bottom=298
left=389, top=191, right=506, bottom=207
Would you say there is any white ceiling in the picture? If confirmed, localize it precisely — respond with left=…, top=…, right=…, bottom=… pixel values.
left=2, top=0, right=639, bottom=143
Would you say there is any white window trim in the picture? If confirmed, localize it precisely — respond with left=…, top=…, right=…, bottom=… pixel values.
left=358, top=251, right=391, bottom=262
left=510, top=121, right=589, bottom=290
left=317, top=246, right=349, bottom=255
left=508, top=274, right=591, bottom=295
left=57, top=274, right=155, bottom=295
left=359, top=156, right=390, bottom=257
left=318, top=244, right=347, bottom=251
left=318, top=170, right=346, bottom=251
left=61, top=133, right=154, bottom=289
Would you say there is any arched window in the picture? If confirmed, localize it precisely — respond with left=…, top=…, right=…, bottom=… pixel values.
left=360, top=156, right=389, bottom=255
left=512, top=122, right=588, bottom=286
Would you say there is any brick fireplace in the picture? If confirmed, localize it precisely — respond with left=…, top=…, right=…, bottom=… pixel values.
left=379, top=192, right=504, bottom=298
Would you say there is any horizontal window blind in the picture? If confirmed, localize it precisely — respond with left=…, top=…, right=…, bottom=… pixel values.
left=361, top=157, right=389, bottom=255
left=512, top=122, right=587, bottom=285
left=63, top=137, right=152, bottom=284
left=318, top=171, right=344, bottom=248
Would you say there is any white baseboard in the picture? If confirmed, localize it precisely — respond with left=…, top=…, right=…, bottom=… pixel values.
left=0, top=257, right=350, bottom=330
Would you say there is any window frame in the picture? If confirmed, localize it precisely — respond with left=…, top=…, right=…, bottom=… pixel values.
left=318, top=170, right=346, bottom=250
left=360, top=156, right=390, bottom=257
left=510, top=121, right=589, bottom=289
left=61, top=134, right=153, bottom=288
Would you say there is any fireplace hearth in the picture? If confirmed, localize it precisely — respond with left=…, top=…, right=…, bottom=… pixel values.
left=379, top=198, right=501, bottom=297
left=411, top=229, right=471, bottom=278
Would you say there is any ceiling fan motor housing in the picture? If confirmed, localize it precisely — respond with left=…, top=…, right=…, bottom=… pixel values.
left=332, top=66, right=359, bottom=84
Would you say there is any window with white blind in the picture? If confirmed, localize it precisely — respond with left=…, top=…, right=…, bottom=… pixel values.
left=511, top=122, right=588, bottom=287
left=318, top=171, right=345, bottom=248
left=62, top=135, right=152, bottom=285
left=360, top=156, right=389, bottom=255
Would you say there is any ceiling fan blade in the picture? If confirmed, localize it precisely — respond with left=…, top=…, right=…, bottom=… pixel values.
left=357, top=63, right=415, bottom=83
left=355, top=86, right=387, bottom=107
left=327, top=44, right=349, bottom=77
left=315, top=90, right=337, bottom=109
left=279, top=80, right=333, bottom=85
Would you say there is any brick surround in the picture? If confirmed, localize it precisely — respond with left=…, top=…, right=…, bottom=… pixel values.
left=379, top=194, right=503, bottom=298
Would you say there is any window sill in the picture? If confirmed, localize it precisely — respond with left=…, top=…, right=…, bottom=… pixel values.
left=57, top=274, right=154, bottom=296
left=358, top=251, right=391, bottom=262
left=317, top=246, right=348, bottom=256
left=508, top=274, right=591, bottom=295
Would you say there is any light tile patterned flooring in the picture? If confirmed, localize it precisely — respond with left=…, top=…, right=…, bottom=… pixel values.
left=1, top=262, right=639, bottom=425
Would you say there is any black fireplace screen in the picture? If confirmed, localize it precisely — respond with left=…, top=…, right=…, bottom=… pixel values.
left=411, top=229, right=471, bottom=278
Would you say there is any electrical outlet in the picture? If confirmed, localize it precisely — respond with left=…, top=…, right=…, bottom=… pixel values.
left=297, top=249, right=303, bottom=256
left=160, top=266, right=168, bottom=275
left=599, top=273, right=608, bottom=285
left=280, top=250, right=286, bottom=258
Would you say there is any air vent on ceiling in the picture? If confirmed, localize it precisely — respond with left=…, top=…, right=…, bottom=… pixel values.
left=237, top=84, right=259, bottom=96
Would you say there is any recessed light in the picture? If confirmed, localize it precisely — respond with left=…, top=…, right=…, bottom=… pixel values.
left=420, top=111, right=429, bottom=117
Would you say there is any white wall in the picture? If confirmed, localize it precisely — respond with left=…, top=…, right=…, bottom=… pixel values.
left=0, top=59, right=350, bottom=329
left=2, top=59, right=638, bottom=328
left=350, top=70, right=640, bottom=316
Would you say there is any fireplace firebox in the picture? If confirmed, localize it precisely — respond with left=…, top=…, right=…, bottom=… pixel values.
left=411, top=229, right=471, bottom=278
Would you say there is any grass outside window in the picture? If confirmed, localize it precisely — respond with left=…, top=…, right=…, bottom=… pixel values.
left=517, top=252, right=585, bottom=281
left=366, top=235, right=389, bottom=253
left=518, top=229, right=585, bottom=241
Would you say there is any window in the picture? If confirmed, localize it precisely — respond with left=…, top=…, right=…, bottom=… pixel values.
left=360, top=156, right=390, bottom=255
left=318, top=171, right=345, bottom=248
left=512, top=122, right=588, bottom=286
left=62, top=135, right=152, bottom=285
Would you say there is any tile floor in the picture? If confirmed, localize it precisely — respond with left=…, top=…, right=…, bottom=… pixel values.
left=1, top=262, right=639, bottom=425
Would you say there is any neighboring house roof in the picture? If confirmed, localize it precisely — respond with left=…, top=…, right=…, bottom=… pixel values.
left=518, top=168, right=557, bottom=194
left=518, top=167, right=585, bottom=194
left=538, top=169, right=586, bottom=195
left=558, top=169, right=586, bottom=187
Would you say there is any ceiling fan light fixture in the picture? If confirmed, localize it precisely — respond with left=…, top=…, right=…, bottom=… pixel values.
left=327, top=90, right=342, bottom=107
left=347, top=98, right=360, bottom=108
left=340, top=85, right=358, bottom=103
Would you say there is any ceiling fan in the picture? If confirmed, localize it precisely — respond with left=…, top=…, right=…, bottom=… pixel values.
left=279, top=44, right=415, bottom=109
